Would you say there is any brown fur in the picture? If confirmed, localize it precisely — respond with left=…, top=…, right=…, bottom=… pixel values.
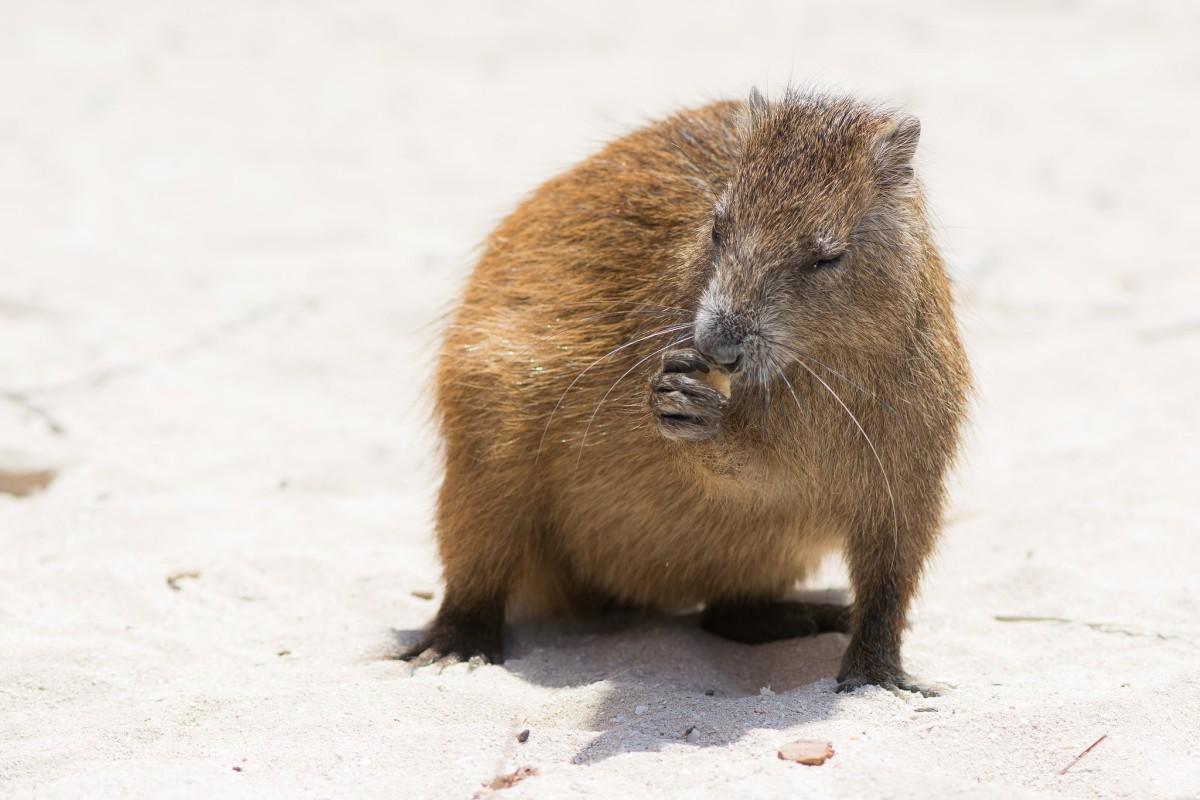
left=404, top=90, right=970, bottom=693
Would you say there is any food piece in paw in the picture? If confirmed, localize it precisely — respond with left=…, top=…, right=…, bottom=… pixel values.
left=690, top=364, right=732, bottom=399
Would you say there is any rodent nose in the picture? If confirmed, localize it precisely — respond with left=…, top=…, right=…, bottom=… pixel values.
left=695, top=333, right=745, bottom=373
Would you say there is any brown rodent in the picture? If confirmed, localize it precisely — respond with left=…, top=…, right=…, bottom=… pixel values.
left=402, top=89, right=970, bottom=694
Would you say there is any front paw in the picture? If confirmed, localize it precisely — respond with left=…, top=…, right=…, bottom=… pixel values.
left=835, top=672, right=940, bottom=697
left=836, top=656, right=940, bottom=697
left=651, top=348, right=727, bottom=442
left=835, top=642, right=936, bottom=695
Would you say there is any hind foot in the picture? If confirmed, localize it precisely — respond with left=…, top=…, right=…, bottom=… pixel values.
left=701, top=599, right=851, bottom=644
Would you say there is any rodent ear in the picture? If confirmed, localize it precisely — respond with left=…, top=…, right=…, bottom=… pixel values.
left=747, top=86, right=768, bottom=120
left=873, top=114, right=921, bottom=189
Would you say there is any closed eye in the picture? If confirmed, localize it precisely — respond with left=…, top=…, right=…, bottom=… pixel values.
left=808, top=252, right=846, bottom=271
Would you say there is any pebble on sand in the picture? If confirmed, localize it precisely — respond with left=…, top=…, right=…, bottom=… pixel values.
left=0, top=467, right=56, bottom=497
left=778, top=740, right=835, bottom=766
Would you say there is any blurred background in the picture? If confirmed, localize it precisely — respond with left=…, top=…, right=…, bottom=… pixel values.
left=2, top=2, right=1196, bottom=500
left=2, top=2, right=1198, bottom=797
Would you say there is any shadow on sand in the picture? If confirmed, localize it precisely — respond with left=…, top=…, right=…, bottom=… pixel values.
left=390, top=590, right=852, bottom=763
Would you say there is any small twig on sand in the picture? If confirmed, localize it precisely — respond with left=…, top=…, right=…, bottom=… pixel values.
left=473, top=766, right=538, bottom=798
left=1058, top=734, right=1107, bottom=776
left=0, top=467, right=57, bottom=497
left=994, top=615, right=1178, bottom=641
left=1, top=391, right=66, bottom=435
left=166, top=571, right=202, bottom=591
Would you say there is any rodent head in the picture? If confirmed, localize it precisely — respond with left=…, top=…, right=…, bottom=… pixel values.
left=694, top=89, right=932, bottom=382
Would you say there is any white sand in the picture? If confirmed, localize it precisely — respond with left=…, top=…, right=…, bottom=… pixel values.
left=2, top=2, right=1198, bottom=797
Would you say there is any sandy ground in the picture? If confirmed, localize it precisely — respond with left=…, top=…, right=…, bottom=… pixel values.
left=3, top=1, right=1199, bottom=797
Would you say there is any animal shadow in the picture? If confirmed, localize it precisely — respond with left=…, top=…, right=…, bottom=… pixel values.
left=391, top=590, right=852, bottom=763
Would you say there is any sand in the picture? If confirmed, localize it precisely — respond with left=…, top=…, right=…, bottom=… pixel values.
left=2, top=1, right=1198, bottom=797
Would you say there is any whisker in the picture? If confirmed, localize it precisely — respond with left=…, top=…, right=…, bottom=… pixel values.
left=801, top=354, right=901, bottom=414
left=552, top=300, right=694, bottom=315
left=579, top=309, right=692, bottom=324
left=790, top=356, right=900, bottom=566
left=776, top=364, right=806, bottom=427
left=575, top=333, right=693, bottom=468
left=534, top=322, right=692, bottom=462
left=771, top=363, right=821, bottom=486
left=762, top=371, right=771, bottom=433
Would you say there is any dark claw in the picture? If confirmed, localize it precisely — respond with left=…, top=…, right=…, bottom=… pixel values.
left=398, top=620, right=504, bottom=668
left=835, top=669, right=942, bottom=697
left=662, top=347, right=710, bottom=375
left=651, top=347, right=727, bottom=442
left=650, top=367, right=727, bottom=442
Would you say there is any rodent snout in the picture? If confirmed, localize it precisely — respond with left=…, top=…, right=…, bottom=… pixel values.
left=695, top=318, right=747, bottom=373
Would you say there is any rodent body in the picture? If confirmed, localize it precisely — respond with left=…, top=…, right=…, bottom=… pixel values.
left=405, top=90, right=970, bottom=693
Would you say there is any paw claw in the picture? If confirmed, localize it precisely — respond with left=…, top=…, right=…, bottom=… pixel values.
left=661, top=347, right=710, bottom=375
left=835, top=673, right=942, bottom=697
left=397, top=625, right=503, bottom=671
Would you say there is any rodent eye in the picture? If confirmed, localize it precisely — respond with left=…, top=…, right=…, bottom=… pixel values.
left=808, top=252, right=846, bottom=271
left=710, top=224, right=723, bottom=247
